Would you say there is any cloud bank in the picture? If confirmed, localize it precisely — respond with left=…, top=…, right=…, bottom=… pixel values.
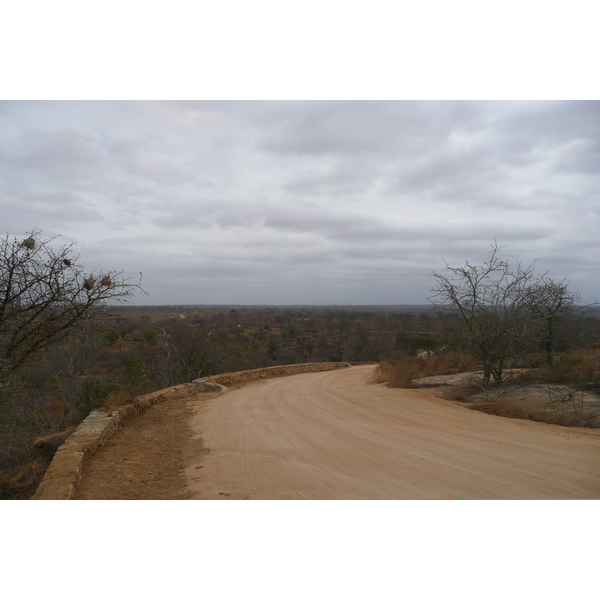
left=1, top=101, right=598, bottom=304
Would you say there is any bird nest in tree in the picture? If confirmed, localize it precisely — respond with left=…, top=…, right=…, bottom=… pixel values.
left=83, top=277, right=96, bottom=290
left=100, top=275, right=112, bottom=286
left=21, top=237, right=35, bottom=249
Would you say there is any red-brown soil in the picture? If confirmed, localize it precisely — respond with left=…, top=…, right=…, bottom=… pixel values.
left=74, top=392, right=217, bottom=500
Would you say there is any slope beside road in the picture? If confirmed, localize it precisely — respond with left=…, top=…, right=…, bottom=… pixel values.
left=74, top=365, right=600, bottom=499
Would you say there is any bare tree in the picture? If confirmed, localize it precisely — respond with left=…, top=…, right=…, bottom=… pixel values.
left=151, top=322, right=223, bottom=386
left=429, top=243, right=542, bottom=385
left=525, top=276, right=582, bottom=366
left=318, top=315, right=355, bottom=362
left=0, top=230, right=144, bottom=386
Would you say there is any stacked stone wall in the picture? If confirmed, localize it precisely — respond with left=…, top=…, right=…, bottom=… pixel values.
left=197, top=362, right=350, bottom=387
left=32, top=384, right=196, bottom=500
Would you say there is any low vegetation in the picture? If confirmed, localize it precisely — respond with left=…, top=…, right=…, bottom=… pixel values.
left=510, top=350, right=600, bottom=391
left=376, top=350, right=600, bottom=429
left=467, top=394, right=599, bottom=428
left=371, top=353, right=479, bottom=388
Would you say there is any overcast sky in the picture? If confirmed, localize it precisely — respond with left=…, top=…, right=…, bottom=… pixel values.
left=1, top=100, right=599, bottom=305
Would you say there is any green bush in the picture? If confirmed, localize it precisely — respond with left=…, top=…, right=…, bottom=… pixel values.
left=103, top=330, right=120, bottom=346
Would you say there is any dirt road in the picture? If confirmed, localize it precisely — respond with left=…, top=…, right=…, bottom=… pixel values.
left=74, top=365, right=600, bottom=499
left=186, top=365, right=600, bottom=499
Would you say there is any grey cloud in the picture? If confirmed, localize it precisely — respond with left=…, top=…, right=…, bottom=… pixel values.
left=157, top=210, right=207, bottom=230
left=498, top=101, right=600, bottom=146
left=255, top=102, right=404, bottom=155
left=0, top=193, right=103, bottom=230
left=5, top=128, right=107, bottom=178
left=263, top=211, right=422, bottom=245
left=251, top=101, right=481, bottom=157
left=282, top=158, right=380, bottom=197
left=1, top=100, right=599, bottom=305
left=145, top=196, right=270, bottom=231
left=395, top=151, right=500, bottom=197
left=110, top=139, right=196, bottom=185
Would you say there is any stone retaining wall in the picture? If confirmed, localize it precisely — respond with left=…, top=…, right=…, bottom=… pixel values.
left=195, top=362, right=350, bottom=388
left=32, top=383, right=196, bottom=500
left=32, top=362, right=350, bottom=500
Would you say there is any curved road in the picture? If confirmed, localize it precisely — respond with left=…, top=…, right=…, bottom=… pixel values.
left=185, top=365, right=600, bottom=499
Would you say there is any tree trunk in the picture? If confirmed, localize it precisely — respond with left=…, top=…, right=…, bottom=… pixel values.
left=492, top=360, right=504, bottom=386
left=483, top=362, right=492, bottom=385
left=546, top=317, right=555, bottom=367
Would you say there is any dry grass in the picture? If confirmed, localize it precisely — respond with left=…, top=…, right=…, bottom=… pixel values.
left=0, top=426, right=75, bottom=499
left=0, top=455, right=52, bottom=500
left=512, top=350, right=600, bottom=390
left=466, top=395, right=599, bottom=428
left=443, top=350, right=600, bottom=429
left=371, top=358, right=421, bottom=388
left=104, top=389, right=134, bottom=412
left=444, top=380, right=486, bottom=402
left=371, top=353, right=478, bottom=388
left=33, top=428, right=76, bottom=455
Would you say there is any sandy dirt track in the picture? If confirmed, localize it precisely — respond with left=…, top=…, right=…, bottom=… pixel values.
left=186, top=365, right=600, bottom=499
